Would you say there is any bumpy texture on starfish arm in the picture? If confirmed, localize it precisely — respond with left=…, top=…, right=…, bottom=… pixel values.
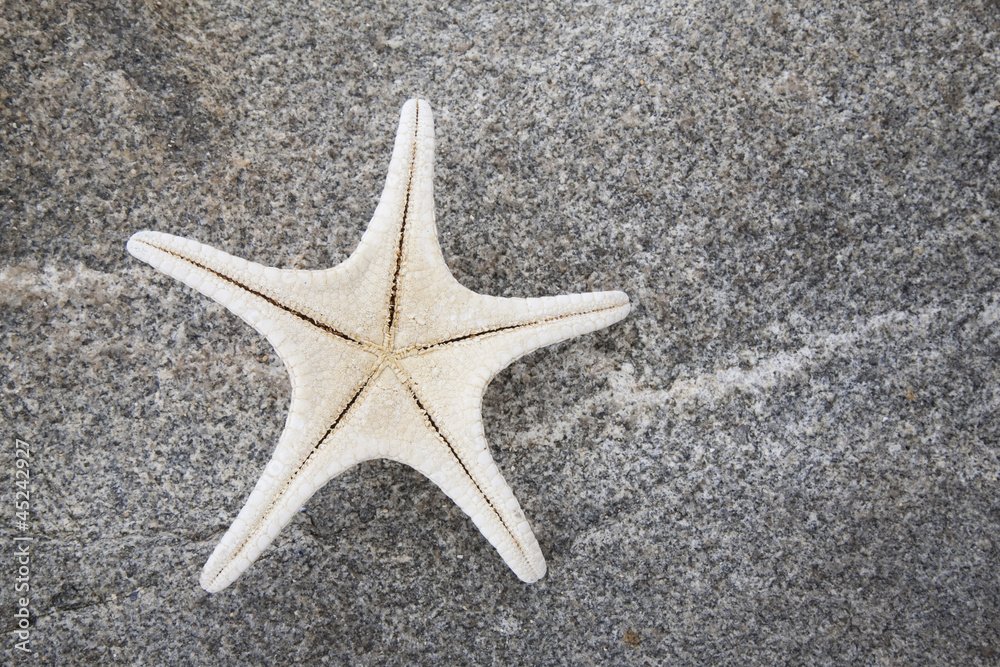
left=127, top=99, right=630, bottom=592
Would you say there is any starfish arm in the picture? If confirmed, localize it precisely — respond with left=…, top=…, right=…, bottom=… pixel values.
left=285, top=98, right=430, bottom=344
left=319, top=363, right=544, bottom=582
left=198, top=404, right=362, bottom=592
left=394, top=440, right=548, bottom=583
left=125, top=232, right=390, bottom=415
left=198, top=360, right=385, bottom=593
left=344, top=98, right=429, bottom=299
left=399, top=289, right=631, bottom=362
left=377, top=363, right=548, bottom=582
left=198, top=366, right=385, bottom=593
left=127, top=230, right=376, bottom=342
left=127, top=232, right=383, bottom=591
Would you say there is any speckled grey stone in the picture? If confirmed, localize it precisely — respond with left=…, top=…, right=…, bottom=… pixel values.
left=1, top=0, right=998, bottom=664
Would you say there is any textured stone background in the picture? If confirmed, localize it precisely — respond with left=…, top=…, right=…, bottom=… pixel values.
left=2, top=0, right=998, bottom=664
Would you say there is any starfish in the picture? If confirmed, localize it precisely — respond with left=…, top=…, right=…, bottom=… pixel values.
left=127, top=99, right=630, bottom=592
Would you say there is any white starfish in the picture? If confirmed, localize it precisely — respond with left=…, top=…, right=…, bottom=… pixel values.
left=127, top=99, right=630, bottom=592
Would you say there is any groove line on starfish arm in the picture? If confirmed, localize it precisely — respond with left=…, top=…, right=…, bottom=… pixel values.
left=384, top=104, right=420, bottom=347
left=400, top=295, right=631, bottom=359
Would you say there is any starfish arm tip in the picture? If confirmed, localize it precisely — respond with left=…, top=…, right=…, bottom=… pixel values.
left=517, top=555, right=548, bottom=583
left=601, top=289, right=632, bottom=322
left=199, top=572, right=225, bottom=594
left=125, top=230, right=156, bottom=261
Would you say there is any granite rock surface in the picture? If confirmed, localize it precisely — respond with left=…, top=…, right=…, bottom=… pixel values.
left=1, top=0, right=998, bottom=664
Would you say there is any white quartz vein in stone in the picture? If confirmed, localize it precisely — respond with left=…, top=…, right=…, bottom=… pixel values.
left=127, top=99, right=631, bottom=592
